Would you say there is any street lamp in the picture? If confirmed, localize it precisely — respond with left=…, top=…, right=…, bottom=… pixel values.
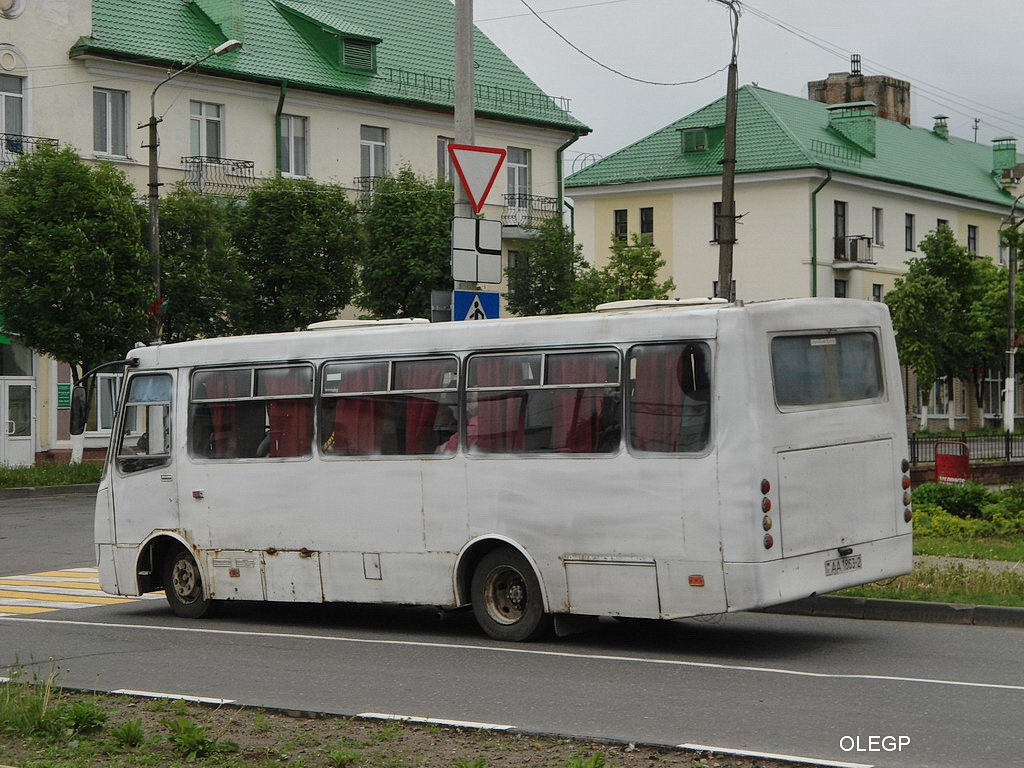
left=143, top=39, right=241, bottom=342
left=1003, top=193, right=1024, bottom=433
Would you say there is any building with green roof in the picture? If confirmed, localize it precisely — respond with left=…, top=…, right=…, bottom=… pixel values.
left=567, top=83, right=1022, bottom=305
left=0, top=0, right=588, bottom=464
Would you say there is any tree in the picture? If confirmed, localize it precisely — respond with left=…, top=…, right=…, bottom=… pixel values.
left=885, top=224, right=1017, bottom=410
left=569, top=233, right=676, bottom=311
left=504, top=216, right=587, bottom=316
left=159, top=185, right=249, bottom=342
left=359, top=166, right=453, bottom=318
left=232, top=178, right=362, bottom=334
left=0, top=145, right=149, bottom=379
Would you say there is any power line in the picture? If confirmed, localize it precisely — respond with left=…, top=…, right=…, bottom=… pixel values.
left=515, top=0, right=729, bottom=86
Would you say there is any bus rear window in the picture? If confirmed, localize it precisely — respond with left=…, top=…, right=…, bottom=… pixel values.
left=771, top=332, right=882, bottom=407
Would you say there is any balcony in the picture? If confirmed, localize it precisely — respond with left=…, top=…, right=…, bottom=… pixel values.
left=501, top=194, right=559, bottom=230
left=0, top=133, right=58, bottom=167
left=353, top=175, right=379, bottom=209
left=833, top=235, right=877, bottom=268
left=181, top=156, right=256, bottom=196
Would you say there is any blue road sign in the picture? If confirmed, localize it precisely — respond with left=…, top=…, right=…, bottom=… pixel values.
left=453, top=290, right=500, bottom=321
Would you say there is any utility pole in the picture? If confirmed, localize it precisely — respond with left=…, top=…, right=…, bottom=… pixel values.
left=1004, top=194, right=1024, bottom=433
left=453, top=0, right=477, bottom=302
left=715, top=0, right=740, bottom=301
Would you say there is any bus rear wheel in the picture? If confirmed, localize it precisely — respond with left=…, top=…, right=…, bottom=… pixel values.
left=471, top=548, right=551, bottom=642
left=163, top=549, right=211, bottom=619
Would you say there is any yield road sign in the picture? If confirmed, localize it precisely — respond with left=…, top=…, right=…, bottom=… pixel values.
left=448, top=144, right=506, bottom=213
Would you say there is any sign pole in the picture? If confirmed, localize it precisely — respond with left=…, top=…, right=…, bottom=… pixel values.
left=453, top=0, right=477, bottom=304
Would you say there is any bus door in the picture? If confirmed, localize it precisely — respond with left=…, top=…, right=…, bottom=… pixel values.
left=110, top=372, right=178, bottom=546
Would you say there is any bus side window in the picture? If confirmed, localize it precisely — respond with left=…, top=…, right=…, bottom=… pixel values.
left=116, top=373, right=173, bottom=473
left=629, top=343, right=711, bottom=453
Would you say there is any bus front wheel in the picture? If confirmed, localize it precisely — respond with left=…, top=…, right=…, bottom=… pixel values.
left=163, top=549, right=211, bottom=619
left=471, top=548, right=551, bottom=642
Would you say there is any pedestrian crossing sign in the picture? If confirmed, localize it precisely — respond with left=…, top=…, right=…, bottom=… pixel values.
left=453, top=290, right=499, bottom=321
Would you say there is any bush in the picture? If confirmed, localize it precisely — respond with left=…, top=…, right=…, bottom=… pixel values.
left=913, top=502, right=1024, bottom=537
left=911, top=481, right=994, bottom=518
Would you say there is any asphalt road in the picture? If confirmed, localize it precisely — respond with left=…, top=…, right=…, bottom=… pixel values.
left=2, top=493, right=1023, bottom=768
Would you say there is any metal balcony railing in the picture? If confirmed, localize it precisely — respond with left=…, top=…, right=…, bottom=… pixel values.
left=501, top=194, right=559, bottom=229
left=0, top=133, right=58, bottom=167
left=181, top=156, right=256, bottom=195
left=352, top=175, right=379, bottom=209
left=833, top=235, right=876, bottom=265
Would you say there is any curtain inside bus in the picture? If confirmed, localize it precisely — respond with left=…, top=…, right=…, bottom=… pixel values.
left=548, top=353, right=615, bottom=453
left=631, top=344, right=710, bottom=452
left=328, top=363, right=386, bottom=455
left=472, top=356, right=526, bottom=453
left=395, top=359, right=451, bottom=454
left=260, top=368, right=313, bottom=458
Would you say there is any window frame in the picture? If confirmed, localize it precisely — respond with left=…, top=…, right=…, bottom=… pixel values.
left=613, top=209, right=628, bottom=241
left=189, top=100, right=224, bottom=158
left=770, top=331, right=885, bottom=411
left=92, top=87, right=128, bottom=157
left=967, top=224, right=979, bottom=255
left=506, top=146, right=530, bottom=199
left=360, top=124, right=387, bottom=178
left=279, top=113, right=308, bottom=177
left=871, top=207, right=884, bottom=247
left=0, top=73, right=24, bottom=135
left=904, top=213, right=916, bottom=252
left=115, top=373, right=174, bottom=474
left=639, top=206, right=654, bottom=244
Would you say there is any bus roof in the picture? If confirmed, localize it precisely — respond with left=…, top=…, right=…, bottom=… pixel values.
left=130, top=298, right=890, bottom=370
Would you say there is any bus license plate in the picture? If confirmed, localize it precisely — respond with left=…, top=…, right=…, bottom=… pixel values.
left=825, top=554, right=862, bottom=576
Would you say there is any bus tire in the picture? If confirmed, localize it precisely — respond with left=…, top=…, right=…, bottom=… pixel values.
left=163, top=549, right=211, bottom=619
left=470, top=547, right=551, bottom=642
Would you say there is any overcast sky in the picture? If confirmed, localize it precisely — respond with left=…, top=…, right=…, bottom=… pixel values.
left=472, top=0, right=1023, bottom=171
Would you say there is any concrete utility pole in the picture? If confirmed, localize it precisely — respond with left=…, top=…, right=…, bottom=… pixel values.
left=714, top=0, right=740, bottom=301
left=1004, top=194, right=1024, bottom=433
left=454, top=0, right=475, bottom=221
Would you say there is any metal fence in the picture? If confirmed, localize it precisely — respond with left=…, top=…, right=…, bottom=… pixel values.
left=909, top=432, right=1024, bottom=465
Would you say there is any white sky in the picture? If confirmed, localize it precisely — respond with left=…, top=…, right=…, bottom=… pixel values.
left=473, top=0, right=1023, bottom=171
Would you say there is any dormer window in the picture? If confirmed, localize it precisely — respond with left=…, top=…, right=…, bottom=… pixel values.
left=682, top=128, right=709, bottom=153
left=273, top=0, right=380, bottom=74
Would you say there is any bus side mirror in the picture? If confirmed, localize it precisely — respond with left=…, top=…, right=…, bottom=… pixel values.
left=69, top=385, right=88, bottom=436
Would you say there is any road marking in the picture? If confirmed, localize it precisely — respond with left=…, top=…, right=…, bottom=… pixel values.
left=679, top=743, right=873, bottom=768
left=0, top=568, right=158, bottom=617
left=359, top=712, right=514, bottom=730
left=4, top=616, right=1024, bottom=695
left=111, top=689, right=235, bottom=705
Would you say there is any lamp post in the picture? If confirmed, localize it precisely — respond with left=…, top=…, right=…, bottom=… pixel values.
left=1004, top=193, right=1024, bottom=433
left=143, top=39, right=241, bottom=342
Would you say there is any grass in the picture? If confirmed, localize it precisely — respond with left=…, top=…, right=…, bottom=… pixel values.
left=914, top=534, right=1024, bottom=561
left=838, top=561, right=1024, bottom=607
left=0, top=461, right=103, bottom=488
left=0, top=674, right=795, bottom=768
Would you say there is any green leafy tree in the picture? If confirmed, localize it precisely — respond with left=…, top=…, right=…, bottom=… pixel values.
left=0, top=145, right=149, bottom=379
left=359, top=166, right=453, bottom=318
left=232, top=177, right=362, bottom=334
left=159, top=185, right=249, bottom=342
left=886, top=223, right=1018, bottom=405
left=504, top=216, right=587, bottom=316
left=569, top=233, right=676, bottom=311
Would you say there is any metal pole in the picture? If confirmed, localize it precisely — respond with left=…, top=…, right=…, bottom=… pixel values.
left=144, top=40, right=241, bottom=343
left=454, top=0, right=475, bottom=222
left=1003, top=195, right=1024, bottom=433
left=715, top=1, right=739, bottom=301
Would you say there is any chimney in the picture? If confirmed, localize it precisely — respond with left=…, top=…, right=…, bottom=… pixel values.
left=827, top=102, right=877, bottom=156
left=808, top=55, right=911, bottom=125
left=932, top=115, right=949, bottom=140
left=993, top=137, right=1018, bottom=173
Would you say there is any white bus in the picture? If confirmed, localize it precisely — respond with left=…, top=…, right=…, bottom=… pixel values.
left=86, top=298, right=912, bottom=641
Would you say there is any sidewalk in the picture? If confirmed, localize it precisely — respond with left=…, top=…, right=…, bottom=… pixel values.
left=0, top=483, right=99, bottom=500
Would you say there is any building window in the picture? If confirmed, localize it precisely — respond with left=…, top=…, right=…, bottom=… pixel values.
left=905, top=213, right=916, bottom=251
left=279, top=114, right=307, bottom=177
left=437, top=136, right=454, bottom=182
left=871, top=207, right=884, bottom=246
left=639, top=207, right=654, bottom=243
left=967, top=225, right=979, bottom=255
left=93, top=88, right=127, bottom=156
left=360, top=125, right=387, bottom=177
left=613, top=209, right=628, bottom=241
left=507, top=146, right=530, bottom=199
left=937, top=218, right=949, bottom=231
left=190, top=101, right=223, bottom=158
left=712, top=201, right=722, bottom=243
left=834, top=279, right=848, bottom=298
left=0, top=73, right=23, bottom=136
left=872, top=283, right=883, bottom=302
left=834, top=201, right=848, bottom=258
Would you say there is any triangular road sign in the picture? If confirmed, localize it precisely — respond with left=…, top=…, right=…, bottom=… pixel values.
left=448, top=144, right=506, bottom=213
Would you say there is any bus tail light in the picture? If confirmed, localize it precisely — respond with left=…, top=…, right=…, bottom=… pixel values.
left=688, top=575, right=705, bottom=587
left=763, top=533, right=774, bottom=549
left=900, top=458, right=912, bottom=525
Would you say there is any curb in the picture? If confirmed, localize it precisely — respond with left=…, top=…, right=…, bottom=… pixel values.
left=0, top=483, right=99, bottom=500
left=765, top=595, right=1024, bottom=628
